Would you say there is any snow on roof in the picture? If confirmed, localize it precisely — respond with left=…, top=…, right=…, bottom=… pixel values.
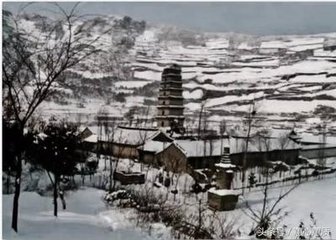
left=230, top=136, right=300, bottom=154
left=290, top=74, right=336, bottom=84
left=237, top=42, right=255, bottom=50
left=140, top=140, right=169, bottom=153
left=84, top=134, right=98, bottom=143
left=183, top=89, right=203, bottom=100
left=208, top=188, right=240, bottom=196
left=232, top=59, right=279, bottom=67
left=300, top=133, right=336, bottom=145
left=215, top=163, right=237, bottom=169
left=134, top=70, right=161, bottom=81
left=113, top=127, right=158, bottom=145
left=175, top=139, right=230, bottom=158
left=205, top=39, right=230, bottom=49
left=288, top=43, right=323, bottom=52
left=314, top=49, right=336, bottom=57
left=78, top=125, right=88, bottom=132
left=287, top=37, right=324, bottom=47
left=149, top=130, right=174, bottom=142
left=115, top=81, right=150, bottom=89
left=268, top=128, right=295, bottom=139
left=260, top=41, right=286, bottom=49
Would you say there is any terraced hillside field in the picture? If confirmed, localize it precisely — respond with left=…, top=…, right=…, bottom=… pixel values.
left=17, top=15, right=335, bottom=132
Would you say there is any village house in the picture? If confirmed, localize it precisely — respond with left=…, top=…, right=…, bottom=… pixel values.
left=323, top=38, right=336, bottom=51
left=229, top=129, right=301, bottom=166
left=138, top=138, right=230, bottom=172
left=83, top=123, right=307, bottom=171
left=236, top=42, right=259, bottom=55
left=82, top=126, right=173, bottom=159
left=297, top=133, right=336, bottom=159
left=259, top=41, right=287, bottom=55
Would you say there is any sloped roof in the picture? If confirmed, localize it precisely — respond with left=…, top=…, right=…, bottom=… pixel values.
left=208, top=188, right=239, bottom=196
left=300, top=133, right=336, bottom=145
left=83, top=126, right=173, bottom=146
left=260, top=41, right=286, bottom=49
left=84, top=134, right=98, bottom=143
left=230, top=136, right=300, bottom=154
left=150, top=131, right=174, bottom=142
left=141, top=138, right=231, bottom=158
left=140, top=140, right=170, bottom=153
left=237, top=42, right=256, bottom=50
left=175, top=139, right=230, bottom=158
left=112, top=126, right=158, bottom=145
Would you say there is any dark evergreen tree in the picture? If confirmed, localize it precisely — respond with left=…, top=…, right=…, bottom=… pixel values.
left=248, top=172, right=257, bottom=190
left=30, top=121, right=87, bottom=217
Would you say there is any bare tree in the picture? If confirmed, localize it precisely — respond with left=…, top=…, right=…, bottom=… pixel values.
left=104, top=116, right=117, bottom=193
left=197, top=92, right=208, bottom=139
left=177, top=199, right=237, bottom=239
left=111, top=130, right=131, bottom=192
left=277, top=131, right=292, bottom=178
left=2, top=4, right=109, bottom=231
left=242, top=154, right=299, bottom=238
left=164, top=151, right=184, bottom=201
left=278, top=132, right=290, bottom=161
left=241, top=100, right=258, bottom=195
left=243, top=184, right=298, bottom=238
left=317, top=121, right=327, bottom=168
left=219, top=120, right=227, bottom=156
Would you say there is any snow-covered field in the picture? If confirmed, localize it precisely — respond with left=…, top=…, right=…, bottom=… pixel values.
left=3, top=175, right=336, bottom=239
left=237, top=176, right=336, bottom=238
left=11, top=14, right=336, bottom=133
left=2, top=188, right=155, bottom=240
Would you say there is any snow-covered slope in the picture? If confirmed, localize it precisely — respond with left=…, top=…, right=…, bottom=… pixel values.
left=2, top=188, right=155, bottom=240
left=13, top=13, right=336, bottom=131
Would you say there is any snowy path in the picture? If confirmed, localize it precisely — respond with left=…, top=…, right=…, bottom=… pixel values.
left=2, top=188, right=154, bottom=240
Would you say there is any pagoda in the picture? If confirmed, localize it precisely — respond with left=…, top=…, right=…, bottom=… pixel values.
left=156, top=64, right=184, bottom=131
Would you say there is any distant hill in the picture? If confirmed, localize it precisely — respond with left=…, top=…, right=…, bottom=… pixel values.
left=8, top=12, right=336, bottom=132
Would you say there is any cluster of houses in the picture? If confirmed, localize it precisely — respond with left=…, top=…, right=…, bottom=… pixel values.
left=78, top=64, right=336, bottom=211
left=80, top=124, right=316, bottom=173
left=80, top=64, right=336, bottom=174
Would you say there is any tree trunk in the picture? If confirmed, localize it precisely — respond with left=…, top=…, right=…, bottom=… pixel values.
left=7, top=171, right=10, bottom=194
left=198, top=104, right=204, bottom=139
left=59, top=190, right=66, bottom=210
left=242, top=117, right=252, bottom=195
left=54, top=174, right=58, bottom=217
left=11, top=154, right=22, bottom=232
left=109, top=157, right=113, bottom=193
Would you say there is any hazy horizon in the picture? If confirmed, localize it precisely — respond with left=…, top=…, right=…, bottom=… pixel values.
left=3, top=2, right=336, bottom=35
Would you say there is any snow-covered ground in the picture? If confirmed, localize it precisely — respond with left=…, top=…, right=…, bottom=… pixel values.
left=237, top=176, right=336, bottom=238
left=2, top=153, right=336, bottom=239
left=2, top=188, right=156, bottom=240
left=3, top=176, right=336, bottom=239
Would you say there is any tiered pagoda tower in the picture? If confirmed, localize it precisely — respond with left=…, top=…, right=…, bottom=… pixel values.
left=156, top=64, right=184, bottom=130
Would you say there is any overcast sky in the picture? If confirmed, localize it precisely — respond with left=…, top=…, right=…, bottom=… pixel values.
left=4, top=2, right=336, bottom=35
